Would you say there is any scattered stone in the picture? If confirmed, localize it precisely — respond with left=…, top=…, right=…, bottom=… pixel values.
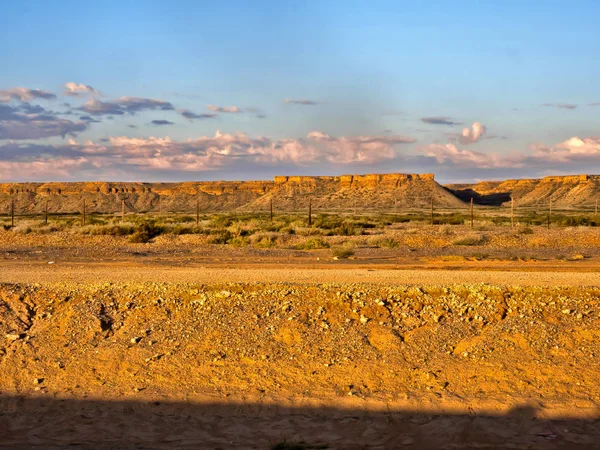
left=5, top=333, right=21, bottom=341
left=130, top=336, right=142, bottom=344
left=359, top=315, right=369, bottom=324
left=33, top=378, right=44, bottom=385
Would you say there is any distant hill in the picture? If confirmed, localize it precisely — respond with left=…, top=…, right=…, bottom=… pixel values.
left=2, top=173, right=598, bottom=215
left=0, top=173, right=464, bottom=215
left=446, top=175, right=600, bottom=208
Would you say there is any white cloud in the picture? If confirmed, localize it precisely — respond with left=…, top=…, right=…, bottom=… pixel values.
left=207, top=105, right=242, bottom=113
left=0, top=131, right=416, bottom=180
left=0, top=87, right=56, bottom=102
left=63, top=82, right=101, bottom=97
left=459, top=122, right=486, bottom=144
left=422, top=143, right=524, bottom=168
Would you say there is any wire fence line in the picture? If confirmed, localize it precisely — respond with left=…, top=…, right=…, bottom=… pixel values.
left=1, top=194, right=599, bottom=229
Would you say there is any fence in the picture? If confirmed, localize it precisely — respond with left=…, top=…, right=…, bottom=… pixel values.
left=1, top=194, right=600, bottom=229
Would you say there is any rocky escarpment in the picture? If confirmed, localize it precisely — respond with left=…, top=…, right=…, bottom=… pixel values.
left=241, top=173, right=465, bottom=211
left=0, top=173, right=464, bottom=214
left=447, top=174, right=600, bottom=208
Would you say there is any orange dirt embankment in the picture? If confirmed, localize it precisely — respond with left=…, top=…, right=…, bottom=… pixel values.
left=1, top=281, right=599, bottom=417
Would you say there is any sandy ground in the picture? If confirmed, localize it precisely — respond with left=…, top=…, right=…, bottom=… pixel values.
left=1, top=237, right=600, bottom=449
left=1, top=261, right=600, bottom=286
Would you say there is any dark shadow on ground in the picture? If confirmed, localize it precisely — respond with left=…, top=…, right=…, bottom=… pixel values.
left=0, top=395, right=598, bottom=449
left=447, top=188, right=512, bottom=206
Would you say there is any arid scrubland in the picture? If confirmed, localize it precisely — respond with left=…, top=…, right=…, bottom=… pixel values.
left=2, top=207, right=600, bottom=448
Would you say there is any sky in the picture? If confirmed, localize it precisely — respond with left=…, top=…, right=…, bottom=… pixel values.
left=1, top=0, right=599, bottom=183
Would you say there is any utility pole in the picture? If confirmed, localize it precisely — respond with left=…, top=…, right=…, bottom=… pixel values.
left=511, top=195, right=514, bottom=227
left=394, top=197, right=397, bottom=215
left=430, top=197, right=434, bottom=226
left=470, top=197, right=474, bottom=228
left=596, top=199, right=598, bottom=215
left=82, top=199, right=86, bottom=226
left=10, top=199, right=14, bottom=227
left=196, top=198, right=200, bottom=225
left=121, top=199, right=125, bottom=221
left=270, top=198, right=273, bottom=222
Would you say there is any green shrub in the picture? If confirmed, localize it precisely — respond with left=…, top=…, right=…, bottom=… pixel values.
left=129, top=221, right=163, bottom=243
left=209, top=230, right=233, bottom=244
left=331, top=244, right=355, bottom=259
left=452, top=234, right=485, bottom=246
left=371, top=237, right=399, bottom=248
left=518, top=227, right=534, bottom=235
left=295, top=237, right=330, bottom=250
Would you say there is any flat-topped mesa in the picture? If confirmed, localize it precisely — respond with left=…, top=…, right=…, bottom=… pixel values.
left=274, top=173, right=435, bottom=190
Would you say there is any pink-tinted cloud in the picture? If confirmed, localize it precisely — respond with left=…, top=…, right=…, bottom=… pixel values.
left=422, top=143, right=525, bottom=168
left=459, top=122, right=486, bottom=144
left=63, top=82, right=101, bottom=97
left=0, top=87, right=56, bottom=102
left=531, top=136, right=600, bottom=162
left=207, top=105, right=241, bottom=113
left=0, top=131, right=416, bottom=180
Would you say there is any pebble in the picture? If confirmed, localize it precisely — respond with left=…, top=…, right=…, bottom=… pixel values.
left=5, top=333, right=21, bottom=341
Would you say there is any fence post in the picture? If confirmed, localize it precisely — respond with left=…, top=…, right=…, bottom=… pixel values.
left=470, top=197, right=474, bottom=228
left=430, top=197, right=434, bottom=226
left=308, top=199, right=312, bottom=226
left=121, top=199, right=125, bottom=221
left=270, top=198, right=273, bottom=222
left=394, top=197, right=397, bottom=215
left=196, top=198, right=200, bottom=225
left=547, top=199, right=551, bottom=230
left=82, top=199, right=86, bottom=226
left=511, top=195, right=514, bottom=227
left=596, top=199, right=598, bottom=215
left=11, top=199, right=14, bottom=227
left=45, top=200, right=48, bottom=225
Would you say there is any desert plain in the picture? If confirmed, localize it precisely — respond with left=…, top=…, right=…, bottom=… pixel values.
left=1, top=174, right=600, bottom=449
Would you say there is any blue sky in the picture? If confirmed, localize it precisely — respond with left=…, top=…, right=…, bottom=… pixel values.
left=1, top=0, right=599, bottom=182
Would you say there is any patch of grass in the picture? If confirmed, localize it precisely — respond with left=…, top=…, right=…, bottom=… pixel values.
left=518, top=227, right=534, bottom=235
left=370, top=237, right=400, bottom=248
left=331, top=244, right=355, bottom=259
left=208, top=230, right=233, bottom=244
left=452, top=234, right=485, bottom=246
left=295, top=237, right=330, bottom=250
left=129, top=221, right=163, bottom=243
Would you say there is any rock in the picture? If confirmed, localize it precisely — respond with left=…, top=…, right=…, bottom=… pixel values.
left=5, top=333, right=22, bottom=341
left=360, top=315, right=369, bottom=324
left=562, top=309, right=572, bottom=314
left=33, top=378, right=44, bottom=385
left=130, top=336, right=142, bottom=344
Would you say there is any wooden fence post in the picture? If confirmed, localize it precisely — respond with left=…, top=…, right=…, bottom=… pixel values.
left=121, top=199, right=125, bottom=221
left=547, top=199, right=551, bottom=230
left=82, top=199, right=86, bottom=226
left=470, top=197, right=474, bottom=228
left=196, top=198, right=200, bottom=225
left=45, top=200, right=48, bottom=225
left=270, top=199, right=273, bottom=222
left=511, top=195, right=514, bottom=227
left=308, top=199, right=312, bottom=226
left=430, top=197, right=434, bottom=226
left=11, top=199, right=14, bottom=227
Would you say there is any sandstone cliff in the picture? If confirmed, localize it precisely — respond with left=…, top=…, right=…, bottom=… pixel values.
left=446, top=175, right=600, bottom=208
left=0, top=173, right=463, bottom=214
